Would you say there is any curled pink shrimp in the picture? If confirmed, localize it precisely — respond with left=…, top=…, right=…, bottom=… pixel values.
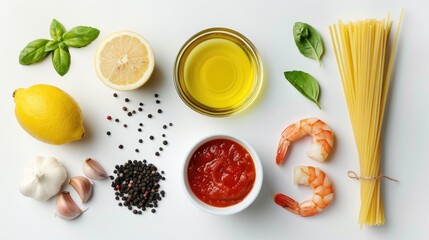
left=274, top=166, right=334, bottom=217
left=276, top=118, right=334, bottom=165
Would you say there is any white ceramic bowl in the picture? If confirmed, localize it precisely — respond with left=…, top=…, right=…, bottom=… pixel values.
left=182, top=134, right=263, bottom=215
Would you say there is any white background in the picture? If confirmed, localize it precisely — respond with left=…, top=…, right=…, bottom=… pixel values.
left=0, top=0, right=427, bottom=239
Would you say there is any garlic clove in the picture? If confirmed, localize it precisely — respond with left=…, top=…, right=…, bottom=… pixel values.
left=56, top=191, right=84, bottom=220
left=83, top=158, right=108, bottom=180
left=68, top=176, right=93, bottom=203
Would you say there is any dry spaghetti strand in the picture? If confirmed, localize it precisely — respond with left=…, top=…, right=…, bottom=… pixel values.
left=329, top=11, right=403, bottom=227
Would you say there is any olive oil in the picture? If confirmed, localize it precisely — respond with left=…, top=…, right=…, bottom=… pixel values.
left=184, top=38, right=254, bottom=110
left=175, top=28, right=263, bottom=117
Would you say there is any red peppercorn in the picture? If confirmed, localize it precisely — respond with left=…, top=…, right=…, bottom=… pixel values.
left=107, top=115, right=112, bottom=120
left=115, top=185, right=120, bottom=190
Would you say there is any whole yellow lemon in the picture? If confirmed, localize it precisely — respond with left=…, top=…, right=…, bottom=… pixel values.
left=13, top=84, right=85, bottom=145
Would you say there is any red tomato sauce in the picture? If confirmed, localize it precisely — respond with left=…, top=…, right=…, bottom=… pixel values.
left=187, top=138, right=256, bottom=207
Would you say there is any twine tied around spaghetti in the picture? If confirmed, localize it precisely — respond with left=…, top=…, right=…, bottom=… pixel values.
left=347, top=171, right=399, bottom=183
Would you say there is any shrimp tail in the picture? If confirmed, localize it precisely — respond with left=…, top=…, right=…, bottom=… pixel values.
left=274, top=193, right=300, bottom=215
left=276, top=137, right=290, bottom=165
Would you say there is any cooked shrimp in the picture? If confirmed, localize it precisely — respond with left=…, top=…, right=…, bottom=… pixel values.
left=276, top=118, right=334, bottom=165
left=274, top=166, right=334, bottom=217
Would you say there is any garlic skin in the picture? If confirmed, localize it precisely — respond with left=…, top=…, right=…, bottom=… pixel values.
left=56, top=191, right=83, bottom=220
left=19, top=156, right=67, bottom=201
left=83, top=158, right=108, bottom=180
left=69, top=176, right=93, bottom=203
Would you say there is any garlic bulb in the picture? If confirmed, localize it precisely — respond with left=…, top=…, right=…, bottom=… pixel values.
left=19, top=156, right=67, bottom=201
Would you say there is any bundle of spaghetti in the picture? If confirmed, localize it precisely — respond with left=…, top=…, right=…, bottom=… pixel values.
left=329, top=12, right=403, bottom=227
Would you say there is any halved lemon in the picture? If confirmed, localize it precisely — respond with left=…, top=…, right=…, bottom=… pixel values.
left=95, top=30, right=155, bottom=91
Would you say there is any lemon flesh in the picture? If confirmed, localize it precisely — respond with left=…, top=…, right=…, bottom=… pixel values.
left=14, top=84, right=85, bottom=145
left=95, top=31, right=155, bottom=91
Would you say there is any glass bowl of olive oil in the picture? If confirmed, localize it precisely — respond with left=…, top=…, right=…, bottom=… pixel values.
left=174, top=28, right=263, bottom=117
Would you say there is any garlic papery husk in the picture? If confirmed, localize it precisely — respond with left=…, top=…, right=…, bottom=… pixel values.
left=56, top=191, right=84, bottom=220
left=69, top=176, right=93, bottom=203
left=83, top=158, right=108, bottom=180
left=19, top=156, right=67, bottom=201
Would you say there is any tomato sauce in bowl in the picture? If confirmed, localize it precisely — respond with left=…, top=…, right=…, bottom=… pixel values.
left=187, top=138, right=256, bottom=207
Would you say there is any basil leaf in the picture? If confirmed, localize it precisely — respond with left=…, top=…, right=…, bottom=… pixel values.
left=63, top=26, right=100, bottom=48
left=52, top=47, right=71, bottom=76
left=19, top=39, right=50, bottom=65
left=284, top=70, right=321, bottom=109
left=50, top=19, right=66, bottom=41
left=45, top=40, right=60, bottom=52
left=293, top=22, right=324, bottom=65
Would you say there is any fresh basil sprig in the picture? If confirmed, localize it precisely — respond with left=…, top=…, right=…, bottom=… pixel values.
left=18, top=19, right=100, bottom=76
left=284, top=70, right=321, bottom=109
left=293, top=22, right=324, bottom=65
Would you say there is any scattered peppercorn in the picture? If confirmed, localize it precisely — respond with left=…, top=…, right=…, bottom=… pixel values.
left=118, top=145, right=124, bottom=149
left=139, top=102, right=144, bottom=106
left=159, top=147, right=163, bottom=151
left=156, top=100, right=161, bottom=104
left=123, top=124, right=127, bottom=128
left=132, top=110, right=136, bottom=114
left=138, top=108, right=143, bottom=112
left=109, top=175, right=114, bottom=180
left=122, top=106, right=128, bottom=111
left=148, top=114, right=153, bottom=118
left=138, top=128, right=142, bottom=132
left=151, top=209, right=156, bottom=213
left=154, top=93, right=159, bottom=98
left=169, top=123, right=173, bottom=126
left=162, top=140, right=168, bottom=146
left=150, top=136, right=154, bottom=140
left=157, top=109, right=163, bottom=114
left=113, top=93, right=118, bottom=97
left=139, top=139, right=143, bottom=143
left=155, top=152, right=160, bottom=156
left=163, top=125, right=167, bottom=129
left=139, top=123, right=143, bottom=127
left=135, top=149, right=139, bottom=153
left=107, top=116, right=112, bottom=120
left=162, top=134, right=166, bottom=137
left=125, top=98, right=130, bottom=102
left=115, top=118, right=119, bottom=122
left=107, top=131, right=111, bottom=136
left=128, top=112, right=132, bottom=117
